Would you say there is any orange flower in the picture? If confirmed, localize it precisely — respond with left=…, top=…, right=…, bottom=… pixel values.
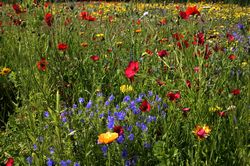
left=193, top=125, right=211, bottom=140
left=98, top=131, right=118, bottom=144
left=135, top=29, right=142, bottom=33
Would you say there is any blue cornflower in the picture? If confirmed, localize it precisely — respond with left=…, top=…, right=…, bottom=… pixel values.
left=128, top=133, right=134, bottom=141
left=74, top=162, right=80, bottom=166
left=66, top=160, right=71, bottom=165
left=108, top=94, right=115, bottom=101
left=114, top=111, right=126, bottom=121
left=26, top=156, right=32, bottom=165
left=115, top=104, right=120, bottom=110
left=144, top=142, right=151, bottom=149
left=140, top=123, right=148, bottom=131
left=78, top=97, right=84, bottom=104
left=237, top=23, right=244, bottom=29
left=61, top=116, right=67, bottom=123
left=146, top=115, right=156, bottom=123
left=117, top=135, right=125, bottom=144
left=47, top=158, right=54, bottom=166
left=101, top=145, right=108, bottom=156
left=155, top=95, right=162, bottom=102
left=123, top=95, right=131, bottom=102
left=60, top=160, right=67, bottom=166
left=107, top=116, right=115, bottom=129
left=72, top=104, right=77, bottom=109
left=148, top=91, right=153, bottom=97
left=121, top=149, right=128, bottom=158
left=33, top=144, right=37, bottom=150
left=44, top=111, right=49, bottom=118
left=135, top=96, right=142, bottom=103
left=49, top=147, right=55, bottom=154
left=78, top=110, right=82, bottom=114
left=105, top=100, right=110, bottom=106
left=86, top=100, right=92, bottom=109
left=99, top=113, right=104, bottom=119
left=126, top=125, right=132, bottom=132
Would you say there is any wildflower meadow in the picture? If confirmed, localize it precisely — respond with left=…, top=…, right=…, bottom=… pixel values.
left=0, top=0, right=249, bottom=165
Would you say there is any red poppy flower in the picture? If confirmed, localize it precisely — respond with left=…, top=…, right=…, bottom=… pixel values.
left=218, top=111, right=226, bottom=117
left=172, top=33, right=184, bottom=41
left=44, top=2, right=51, bottom=8
left=58, top=43, right=68, bottom=51
left=6, top=157, right=14, bottom=166
left=194, top=66, right=199, bottom=73
left=124, top=61, right=139, bottom=81
left=113, top=125, right=124, bottom=136
left=159, top=18, right=167, bottom=25
left=37, top=58, right=48, bottom=71
left=231, top=89, right=240, bottom=95
left=140, top=99, right=151, bottom=112
left=197, top=32, right=205, bottom=45
left=179, top=11, right=189, bottom=20
left=80, top=11, right=96, bottom=21
left=0, top=2, right=3, bottom=7
left=226, top=33, right=234, bottom=42
left=228, top=54, right=236, bottom=60
left=167, top=92, right=181, bottom=101
left=90, top=55, right=99, bottom=61
left=186, top=80, right=191, bottom=88
left=182, top=107, right=191, bottom=113
left=12, top=4, right=22, bottom=14
left=185, top=6, right=200, bottom=16
left=157, top=50, right=169, bottom=58
left=44, top=13, right=53, bottom=26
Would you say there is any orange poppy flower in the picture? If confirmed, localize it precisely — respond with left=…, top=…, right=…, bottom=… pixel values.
left=98, top=132, right=118, bottom=144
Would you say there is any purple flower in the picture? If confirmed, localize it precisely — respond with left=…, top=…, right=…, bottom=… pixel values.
left=44, top=111, right=49, bottom=118
left=47, top=158, right=54, bottom=166
left=122, top=149, right=128, bottom=158
left=114, top=111, right=126, bottom=121
left=66, top=160, right=71, bottom=165
left=237, top=23, right=244, bottom=29
left=126, top=125, right=132, bottom=132
left=26, top=156, right=32, bottom=165
left=60, top=160, right=67, bottom=166
left=108, top=94, right=115, bottom=101
left=86, top=100, right=92, bottom=109
left=78, top=97, right=84, bottom=104
left=115, top=104, right=120, bottom=110
left=144, top=142, right=151, bottom=149
left=107, top=116, right=115, bottom=129
left=49, top=147, right=55, bottom=154
left=155, top=95, right=162, bottom=102
left=33, top=144, right=37, bottom=150
left=99, top=113, right=104, bottom=119
left=105, top=100, right=110, bottom=106
left=73, top=104, right=77, bottom=109
left=140, top=123, right=148, bottom=131
left=117, top=135, right=125, bottom=144
left=128, top=133, right=134, bottom=141
left=74, top=162, right=80, bottom=166
left=146, top=115, right=156, bottom=123
left=101, top=145, right=108, bottom=156
left=123, top=96, right=131, bottom=102
left=148, top=91, right=153, bottom=97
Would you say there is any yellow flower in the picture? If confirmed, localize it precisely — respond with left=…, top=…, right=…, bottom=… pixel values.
left=116, top=41, right=123, bottom=47
left=209, top=106, right=222, bottom=112
left=241, top=61, right=248, bottom=68
left=0, top=67, right=11, bottom=76
left=98, top=131, right=118, bottom=144
left=193, top=124, right=211, bottom=141
left=120, top=85, right=133, bottom=93
left=96, top=33, right=104, bottom=38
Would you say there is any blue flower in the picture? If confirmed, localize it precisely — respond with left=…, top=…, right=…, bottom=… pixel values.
left=108, top=94, right=115, bottom=101
left=128, top=133, right=134, bottom=141
left=66, top=160, right=71, bottom=165
left=74, top=162, right=80, bottom=166
left=144, top=142, right=151, bottom=149
left=146, top=115, right=156, bottom=123
left=73, top=104, right=77, bottom=109
left=123, top=96, right=131, bottom=102
left=44, top=111, right=49, bottom=118
left=114, top=111, right=126, bottom=121
left=126, top=125, right=132, bottom=132
left=105, top=100, right=110, bottom=106
left=33, top=144, right=37, bottom=150
left=86, top=100, right=92, bottom=109
left=26, top=156, right=32, bottom=165
left=99, top=113, right=104, bottom=119
left=49, top=147, right=55, bottom=154
left=148, top=91, right=153, bottom=97
left=117, top=135, right=125, bottom=144
left=140, top=123, right=148, bottom=131
left=47, top=158, right=54, bottom=166
left=155, top=95, right=162, bottom=102
left=60, top=160, right=67, bottom=166
left=107, top=116, right=115, bottom=129
left=78, top=97, right=84, bottom=104
left=101, top=145, right=108, bottom=156
left=121, top=149, right=128, bottom=158
left=115, top=104, right=120, bottom=110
